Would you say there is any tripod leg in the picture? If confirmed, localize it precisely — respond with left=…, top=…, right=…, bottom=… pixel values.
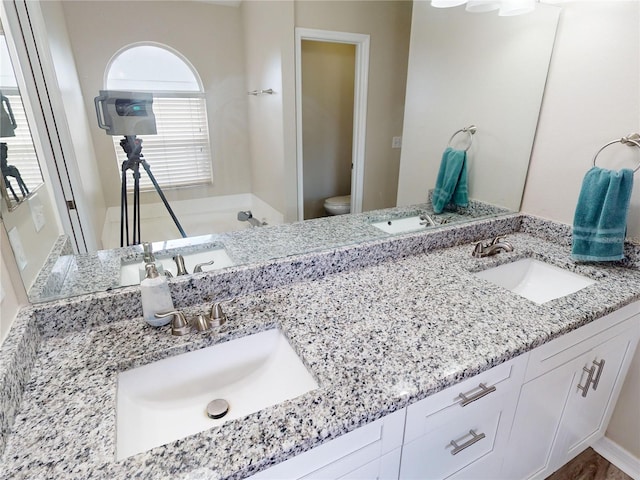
left=133, top=163, right=141, bottom=245
left=140, top=159, right=187, bottom=238
left=121, top=162, right=129, bottom=247
left=4, top=175, right=18, bottom=202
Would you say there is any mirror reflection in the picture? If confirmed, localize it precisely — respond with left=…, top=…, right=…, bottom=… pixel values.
left=1, top=0, right=560, bottom=302
left=0, top=22, right=43, bottom=210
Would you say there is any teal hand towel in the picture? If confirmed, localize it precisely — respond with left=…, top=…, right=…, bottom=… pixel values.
left=571, top=166, right=634, bottom=262
left=432, top=147, right=468, bottom=214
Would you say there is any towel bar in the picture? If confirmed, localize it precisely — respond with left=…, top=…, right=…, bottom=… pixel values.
left=248, top=89, right=274, bottom=96
left=592, top=133, right=640, bottom=173
left=447, top=125, right=476, bottom=152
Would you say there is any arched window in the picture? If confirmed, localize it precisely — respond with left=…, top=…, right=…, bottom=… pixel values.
left=105, top=43, right=211, bottom=190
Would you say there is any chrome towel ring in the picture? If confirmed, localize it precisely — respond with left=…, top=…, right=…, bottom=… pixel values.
left=592, top=133, right=640, bottom=173
left=447, top=125, right=477, bottom=152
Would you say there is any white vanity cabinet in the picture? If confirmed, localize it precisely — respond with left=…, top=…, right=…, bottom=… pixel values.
left=399, top=355, right=527, bottom=479
left=250, top=302, right=639, bottom=480
left=502, top=301, right=640, bottom=480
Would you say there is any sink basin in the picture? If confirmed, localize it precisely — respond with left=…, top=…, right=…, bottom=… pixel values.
left=473, top=258, right=596, bottom=304
left=372, top=215, right=434, bottom=234
left=120, top=248, right=235, bottom=286
left=116, top=329, right=318, bottom=459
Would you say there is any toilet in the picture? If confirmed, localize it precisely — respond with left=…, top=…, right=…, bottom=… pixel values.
left=323, top=195, right=351, bottom=215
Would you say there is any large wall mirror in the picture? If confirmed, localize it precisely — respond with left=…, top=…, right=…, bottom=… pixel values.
left=0, top=18, right=43, bottom=211
left=1, top=0, right=560, bottom=302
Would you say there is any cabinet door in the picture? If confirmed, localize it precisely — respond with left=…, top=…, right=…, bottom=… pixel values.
left=552, top=332, right=637, bottom=468
left=503, top=324, right=639, bottom=480
left=494, top=364, right=576, bottom=480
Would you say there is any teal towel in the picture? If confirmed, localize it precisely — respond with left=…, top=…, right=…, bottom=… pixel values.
left=571, top=166, right=634, bottom=262
left=432, top=147, right=468, bottom=214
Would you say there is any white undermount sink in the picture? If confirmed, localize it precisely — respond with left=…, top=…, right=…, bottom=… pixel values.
left=116, top=329, right=318, bottom=460
left=371, top=215, right=433, bottom=234
left=473, top=258, right=596, bottom=304
left=120, top=248, right=235, bottom=286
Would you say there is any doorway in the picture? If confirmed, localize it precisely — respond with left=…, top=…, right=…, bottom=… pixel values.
left=295, top=28, right=370, bottom=221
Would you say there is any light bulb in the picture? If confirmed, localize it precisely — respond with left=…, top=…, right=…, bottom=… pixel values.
left=466, top=0, right=501, bottom=12
left=499, top=0, right=536, bottom=16
left=431, top=0, right=468, bottom=8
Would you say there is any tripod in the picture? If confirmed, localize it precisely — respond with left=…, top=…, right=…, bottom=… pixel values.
left=1, top=143, right=29, bottom=202
left=119, top=135, right=186, bottom=247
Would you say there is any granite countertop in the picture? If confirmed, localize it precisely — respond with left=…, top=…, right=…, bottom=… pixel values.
left=27, top=199, right=509, bottom=303
left=2, top=217, right=640, bottom=479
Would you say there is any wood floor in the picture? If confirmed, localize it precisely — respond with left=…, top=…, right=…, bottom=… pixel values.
left=545, top=448, right=632, bottom=480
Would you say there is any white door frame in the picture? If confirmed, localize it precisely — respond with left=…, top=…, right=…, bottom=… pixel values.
left=295, top=28, right=370, bottom=221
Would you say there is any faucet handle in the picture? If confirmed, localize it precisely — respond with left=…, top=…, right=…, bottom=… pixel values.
left=193, top=260, right=215, bottom=273
left=472, top=241, right=485, bottom=257
left=491, top=236, right=507, bottom=245
left=209, top=302, right=227, bottom=327
left=155, top=310, right=191, bottom=336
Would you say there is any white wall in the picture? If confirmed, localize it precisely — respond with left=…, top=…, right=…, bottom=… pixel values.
left=241, top=0, right=296, bottom=219
left=0, top=184, right=60, bottom=290
left=398, top=2, right=559, bottom=211
left=522, top=1, right=640, bottom=240
left=521, top=1, right=640, bottom=459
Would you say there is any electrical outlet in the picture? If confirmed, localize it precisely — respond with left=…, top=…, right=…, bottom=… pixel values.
left=392, top=136, right=402, bottom=149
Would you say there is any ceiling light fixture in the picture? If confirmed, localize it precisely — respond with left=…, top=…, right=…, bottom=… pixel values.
left=430, top=0, right=538, bottom=16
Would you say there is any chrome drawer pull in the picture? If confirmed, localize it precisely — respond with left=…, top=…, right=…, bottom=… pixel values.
left=450, top=430, right=486, bottom=455
left=577, top=365, right=596, bottom=398
left=458, top=383, right=497, bottom=407
left=591, top=359, right=605, bottom=391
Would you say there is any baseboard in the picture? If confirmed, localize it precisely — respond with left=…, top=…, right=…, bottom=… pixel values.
left=592, top=436, right=640, bottom=479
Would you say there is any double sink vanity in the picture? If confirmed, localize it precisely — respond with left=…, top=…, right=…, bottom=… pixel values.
left=1, top=208, right=639, bottom=479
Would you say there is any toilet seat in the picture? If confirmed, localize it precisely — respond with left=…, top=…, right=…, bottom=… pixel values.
left=324, top=195, right=351, bottom=215
left=325, top=195, right=351, bottom=207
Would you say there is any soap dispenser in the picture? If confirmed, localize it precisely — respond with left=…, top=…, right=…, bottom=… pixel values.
left=140, top=263, right=175, bottom=327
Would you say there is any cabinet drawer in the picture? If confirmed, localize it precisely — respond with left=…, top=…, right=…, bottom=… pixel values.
left=404, top=354, right=526, bottom=444
left=525, top=302, right=640, bottom=382
left=400, top=401, right=503, bottom=479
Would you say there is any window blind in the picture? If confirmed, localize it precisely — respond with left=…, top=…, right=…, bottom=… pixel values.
left=112, top=96, right=212, bottom=191
left=1, top=94, right=43, bottom=191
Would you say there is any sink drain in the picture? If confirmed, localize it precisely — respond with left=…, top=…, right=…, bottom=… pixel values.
left=206, top=399, right=230, bottom=419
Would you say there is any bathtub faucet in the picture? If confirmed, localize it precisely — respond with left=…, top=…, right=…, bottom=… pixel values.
left=237, top=210, right=266, bottom=227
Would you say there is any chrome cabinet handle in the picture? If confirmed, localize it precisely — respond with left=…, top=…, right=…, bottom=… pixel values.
left=591, top=359, right=606, bottom=391
left=458, top=383, right=497, bottom=407
left=450, top=430, right=486, bottom=456
left=578, top=365, right=596, bottom=398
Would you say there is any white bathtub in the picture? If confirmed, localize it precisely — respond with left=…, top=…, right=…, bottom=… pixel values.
left=101, top=193, right=283, bottom=249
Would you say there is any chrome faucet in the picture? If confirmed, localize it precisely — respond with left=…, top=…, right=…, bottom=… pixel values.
left=153, top=302, right=228, bottom=335
left=143, top=242, right=155, bottom=264
left=173, top=255, right=188, bottom=275
left=419, top=214, right=437, bottom=227
left=472, top=236, right=514, bottom=258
